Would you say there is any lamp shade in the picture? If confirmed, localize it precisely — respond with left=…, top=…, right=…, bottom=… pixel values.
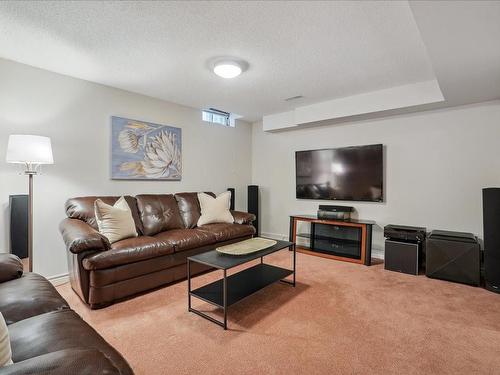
left=6, top=135, right=54, bottom=164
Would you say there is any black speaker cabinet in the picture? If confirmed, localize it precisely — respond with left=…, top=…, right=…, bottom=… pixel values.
left=483, top=188, right=500, bottom=292
left=227, top=188, right=235, bottom=211
left=247, top=185, right=259, bottom=236
left=9, top=195, right=28, bottom=259
left=385, top=240, right=420, bottom=275
left=426, top=230, right=480, bottom=286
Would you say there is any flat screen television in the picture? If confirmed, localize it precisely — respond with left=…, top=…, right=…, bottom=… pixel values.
left=295, top=144, right=383, bottom=202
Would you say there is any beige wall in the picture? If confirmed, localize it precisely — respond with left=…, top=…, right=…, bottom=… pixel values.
left=252, top=101, right=500, bottom=256
left=3, top=56, right=500, bottom=277
left=0, top=58, right=252, bottom=278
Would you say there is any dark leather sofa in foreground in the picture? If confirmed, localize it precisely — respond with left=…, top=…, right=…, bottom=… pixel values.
left=60, top=192, right=256, bottom=309
left=0, top=253, right=133, bottom=375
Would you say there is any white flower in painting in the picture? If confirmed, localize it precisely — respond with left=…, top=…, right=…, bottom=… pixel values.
left=141, top=130, right=181, bottom=178
left=118, top=129, right=140, bottom=153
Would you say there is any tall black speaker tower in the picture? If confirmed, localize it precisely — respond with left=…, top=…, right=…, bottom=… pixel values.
left=248, top=185, right=259, bottom=236
left=483, top=188, right=500, bottom=293
left=227, top=188, right=235, bottom=211
left=9, top=195, right=29, bottom=259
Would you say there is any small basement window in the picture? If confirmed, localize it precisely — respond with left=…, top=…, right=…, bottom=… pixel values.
left=202, top=108, right=236, bottom=127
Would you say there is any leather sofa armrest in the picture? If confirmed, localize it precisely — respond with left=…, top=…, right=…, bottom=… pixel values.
left=231, top=210, right=256, bottom=225
left=59, top=218, right=111, bottom=254
left=0, top=254, right=23, bottom=283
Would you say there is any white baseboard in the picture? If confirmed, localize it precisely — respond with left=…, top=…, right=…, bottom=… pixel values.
left=371, top=248, right=384, bottom=260
left=48, top=273, right=69, bottom=286
left=261, top=231, right=384, bottom=260
left=261, top=232, right=289, bottom=241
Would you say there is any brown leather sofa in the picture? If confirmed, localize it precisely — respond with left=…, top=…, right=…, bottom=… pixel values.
left=0, top=253, right=133, bottom=375
left=59, top=192, right=256, bottom=309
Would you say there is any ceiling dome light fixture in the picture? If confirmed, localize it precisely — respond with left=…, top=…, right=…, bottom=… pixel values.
left=213, top=61, right=243, bottom=79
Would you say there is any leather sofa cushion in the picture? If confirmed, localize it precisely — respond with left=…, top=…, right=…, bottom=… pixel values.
left=0, top=254, right=23, bottom=283
left=65, top=196, right=144, bottom=235
left=198, top=223, right=256, bottom=242
left=154, top=229, right=217, bottom=252
left=82, top=236, right=174, bottom=271
left=0, top=273, right=69, bottom=325
left=8, top=310, right=133, bottom=375
left=174, top=192, right=201, bottom=229
left=136, top=194, right=184, bottom=235
left=174, top=192, right=215, bottom=229
left=0, top=348, right=125, bottom=375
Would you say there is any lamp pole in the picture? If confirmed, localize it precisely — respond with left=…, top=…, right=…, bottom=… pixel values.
left=25, top=162, right=37, bottom=273
left=26, top=169, right=35, bottom=272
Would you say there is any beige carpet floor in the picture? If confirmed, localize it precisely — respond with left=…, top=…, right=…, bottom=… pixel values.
left=57, top=252, right=500, bottom=375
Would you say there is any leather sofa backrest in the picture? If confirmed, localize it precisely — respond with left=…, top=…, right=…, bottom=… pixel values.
left=135, top=194, right=185, bottom=235
left=174, top=192, right=215, bottom=228
left=65, top=196, right=144, bottom=235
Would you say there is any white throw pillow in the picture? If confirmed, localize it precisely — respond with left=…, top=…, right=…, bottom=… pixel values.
left=94, top=196, right=138, bottom=244
left=197, top=192, right=234, bottom=226
left=0, top=312, right=12, bottom=367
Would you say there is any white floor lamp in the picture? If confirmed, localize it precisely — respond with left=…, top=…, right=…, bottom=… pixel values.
left=6, top=135, right=54, bottom=272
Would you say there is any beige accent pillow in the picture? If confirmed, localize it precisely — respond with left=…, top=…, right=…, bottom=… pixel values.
left=0, top=312, right=12, bottom=367
left=94, top=196, right=138, bottom=244
left=197, top=191, right=234, bottom=226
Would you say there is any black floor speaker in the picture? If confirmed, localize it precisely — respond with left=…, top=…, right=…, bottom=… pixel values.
left=483, top=188, right=500, bottom=293
left=9, top=195, right=28, bottom=259
left=227, top=188, right=235, bottom=211
left=247, top=185, right=259, bottom=235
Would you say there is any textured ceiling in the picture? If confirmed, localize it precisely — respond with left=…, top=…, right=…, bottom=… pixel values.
left=409, top=0, right=500, bottom=107
left=0, top=1, right=436, bottom=121
left=0, top=1, right=498, bottom=122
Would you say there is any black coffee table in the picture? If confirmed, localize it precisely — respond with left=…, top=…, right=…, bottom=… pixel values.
left=187, top=239, right=296, bottom=329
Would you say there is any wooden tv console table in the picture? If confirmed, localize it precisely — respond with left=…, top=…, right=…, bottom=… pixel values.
left=289, top=215, right=375, bottom=266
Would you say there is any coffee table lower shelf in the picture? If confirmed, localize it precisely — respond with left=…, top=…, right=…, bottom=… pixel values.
left=190, top=263, right=292, bottom=308
left=189, top=263, right=293, bottom=329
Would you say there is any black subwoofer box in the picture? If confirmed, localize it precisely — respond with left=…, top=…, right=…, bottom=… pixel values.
left=385, top=240, right=421, bottom=275
left=426, top=230, right=480, bottom=286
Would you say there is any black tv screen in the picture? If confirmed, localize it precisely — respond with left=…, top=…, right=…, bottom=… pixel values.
left=296, top=144, right=383, bottom=202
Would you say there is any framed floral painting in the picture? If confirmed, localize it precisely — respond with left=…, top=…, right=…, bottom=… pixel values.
left=111, top=116, right=182, bottom=180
